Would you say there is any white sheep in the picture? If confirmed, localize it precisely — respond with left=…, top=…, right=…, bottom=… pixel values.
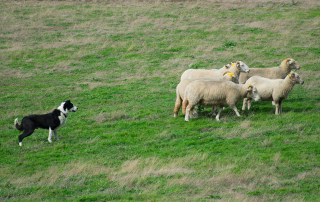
left=180, top=61, right=249, bottom=81
left=242, top=72, right=304, bottom=115
left=173, top=72, right=238, bottom=117
left=182, top=81, right=260, bottom=121
left=239, top=58, right=301, bottom=84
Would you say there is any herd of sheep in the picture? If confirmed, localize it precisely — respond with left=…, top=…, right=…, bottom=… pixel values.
left=173, top=58, right=304, bottom=121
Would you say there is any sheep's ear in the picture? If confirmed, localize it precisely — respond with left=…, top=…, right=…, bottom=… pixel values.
left=236, top=61, right=241, bottom=69
left=246, top=84, right=253, bottom=91
left=290, top=72, right=296, bottom=78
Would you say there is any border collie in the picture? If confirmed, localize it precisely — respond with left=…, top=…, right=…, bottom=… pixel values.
left=14, top=100, right=78, bottom=146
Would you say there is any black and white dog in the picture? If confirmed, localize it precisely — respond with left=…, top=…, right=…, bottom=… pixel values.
left=14, top=100, right=78, bottom=146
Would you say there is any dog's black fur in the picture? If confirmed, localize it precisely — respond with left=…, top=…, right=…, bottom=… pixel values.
left=15, top=100, right=77, bottom=146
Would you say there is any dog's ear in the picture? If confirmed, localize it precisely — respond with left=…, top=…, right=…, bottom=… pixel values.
left=66, top=100, right=70, bottom=103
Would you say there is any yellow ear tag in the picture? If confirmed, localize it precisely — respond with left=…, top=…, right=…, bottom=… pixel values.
left=288, top=74, right=291, bottom=76
left=247, top=84, right=252, bottom=86
left=232, top=63, right=236, bottom=67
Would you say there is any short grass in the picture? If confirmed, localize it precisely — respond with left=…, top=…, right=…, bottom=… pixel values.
left=1, top=0, right=320, bottom=201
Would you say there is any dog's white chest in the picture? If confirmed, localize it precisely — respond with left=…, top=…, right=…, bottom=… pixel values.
left=58, top=114, right=67, bottom=127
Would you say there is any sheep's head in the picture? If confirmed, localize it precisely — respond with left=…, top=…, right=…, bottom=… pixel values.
left=246, top=84, right=260, bottom=101
left=223, top=62, right=233, bottom=69
left=223, top=72, right=238, bottom=83
left=233, top=61, right=250, bottom=73
left=283, top=58, right=301, bottom=70
left=288, top=72, right=304, bottom=85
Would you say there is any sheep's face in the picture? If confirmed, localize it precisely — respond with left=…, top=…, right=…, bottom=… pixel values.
left=246, top=85, right=260, bottom=101
left=235, top=61, right=250, bottom=73
left=289, top=72, right=304, bottom=85
left=285, top=58, right=301, bottom=70
left=231, top=75, right=239, bottom=84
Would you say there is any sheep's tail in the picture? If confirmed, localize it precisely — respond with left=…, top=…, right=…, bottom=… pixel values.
left=15, top=118, right=23, bottom=131
left=182, top=92, right=189, bottom=115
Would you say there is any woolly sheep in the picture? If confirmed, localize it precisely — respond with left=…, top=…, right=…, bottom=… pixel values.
left=182, top=81, right=260, bottom=121
left=239, top=58, right=301, bottom=84
left=173, top=72, right=238, bottom=117
left=180, top=61, right=249, bottom=81
left=242, top=72, right=304, bottom=115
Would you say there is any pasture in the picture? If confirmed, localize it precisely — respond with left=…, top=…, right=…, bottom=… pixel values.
left=1, top=0, right=320, bottom=201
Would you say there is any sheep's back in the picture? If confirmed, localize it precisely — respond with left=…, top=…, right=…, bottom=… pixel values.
left=182, top=69, right=224, bottom=80
left=246, top=76, right=282, bottom=101
left=239, top=67, right=286, bottom=84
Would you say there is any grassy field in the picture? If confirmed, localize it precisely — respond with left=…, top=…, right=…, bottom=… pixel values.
left=1, top=0, right=320, bottom=201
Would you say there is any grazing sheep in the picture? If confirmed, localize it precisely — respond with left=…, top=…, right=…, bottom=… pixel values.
left=180, top=61, right=249, bottom=81
left=239, top=58, right=301, bottom=84
left=173, top=72, right=238, bottom=117
left=242, top=72, right=304, bottom=115
left=182, top=81, right=260, bottom=121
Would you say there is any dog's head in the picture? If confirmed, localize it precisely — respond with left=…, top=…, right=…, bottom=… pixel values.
left=59, top=100, right=78, bottom=114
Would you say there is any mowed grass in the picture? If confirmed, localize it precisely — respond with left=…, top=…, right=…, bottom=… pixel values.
left=1, top=0, right=320, bottom=201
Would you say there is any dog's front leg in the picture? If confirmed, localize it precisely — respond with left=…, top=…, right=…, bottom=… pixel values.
left=48, top=128, right=53, bottom=143
left=53, top=130, right=60, bottom=141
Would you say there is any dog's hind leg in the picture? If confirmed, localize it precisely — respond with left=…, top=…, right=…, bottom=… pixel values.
left=53, top=130, right=60, bottom=141
left=48, top=128, right=54, bottom=143
left=19, top=129, right=35, bottom=146
left=18, top=119, right=35, bottom=146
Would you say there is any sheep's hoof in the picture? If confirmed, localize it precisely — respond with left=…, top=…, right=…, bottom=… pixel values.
left=174, top=113, right=178, bottom=117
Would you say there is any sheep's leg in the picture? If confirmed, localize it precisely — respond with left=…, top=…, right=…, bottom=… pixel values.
left=279, top=100, right=283, bottom=114
left=247, top=100, right=252, bottom=110
left=207, top=106, right=217, bottom=117
left=215, top=107, right=223, bottom=121
left=185, top=104, right=194, bottom=121
left=173, top=97, right=182, bottom=117
left=242, top=98, right=247, bottom=111
left=232, top=106, right=241, bottom=117
left=182, top=99, right=188, bottom=114
left=275, top=102, right=280, bottom=115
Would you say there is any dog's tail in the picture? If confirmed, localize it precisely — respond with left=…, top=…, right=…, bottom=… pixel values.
left=15, top=118, right=23, bottom=131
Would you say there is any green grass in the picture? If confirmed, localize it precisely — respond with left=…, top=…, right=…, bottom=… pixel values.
left=1, top=0, right=320, bottom=201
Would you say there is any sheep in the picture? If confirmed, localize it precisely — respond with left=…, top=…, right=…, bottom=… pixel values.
left=173, top=72, right=238, bottom=117
left=182, top=81, right=260, bottom=121
left=239, top=58, right=301, bottom=84
left=180, top=61, right=249, bottom=81
left=242, top=72, right=304, bottom=115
